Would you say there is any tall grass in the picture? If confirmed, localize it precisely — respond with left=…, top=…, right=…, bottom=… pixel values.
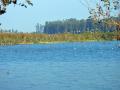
left=0, top=31, right=119, bottom=45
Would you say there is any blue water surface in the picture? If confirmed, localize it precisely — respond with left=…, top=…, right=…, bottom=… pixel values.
left=0, top=41, right=120, bottom=90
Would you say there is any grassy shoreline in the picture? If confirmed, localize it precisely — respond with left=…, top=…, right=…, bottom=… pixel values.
left=0, top=32, right=119, bottom=46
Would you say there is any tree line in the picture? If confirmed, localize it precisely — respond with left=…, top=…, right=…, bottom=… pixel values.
left=43, top=16, right=120, bottom=34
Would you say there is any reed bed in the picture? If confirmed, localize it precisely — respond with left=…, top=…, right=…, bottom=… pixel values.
left=0, top=32, right=119, bottom=45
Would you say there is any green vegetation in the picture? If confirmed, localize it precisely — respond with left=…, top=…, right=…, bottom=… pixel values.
left=0, top=31, right=119, bottom=45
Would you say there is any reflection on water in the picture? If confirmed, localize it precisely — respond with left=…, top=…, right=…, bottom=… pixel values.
left=0, top=41, right=120, bottom=90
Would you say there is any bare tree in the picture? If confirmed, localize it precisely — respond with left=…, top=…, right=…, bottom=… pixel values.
left=89, top=0, right=120, bottom=26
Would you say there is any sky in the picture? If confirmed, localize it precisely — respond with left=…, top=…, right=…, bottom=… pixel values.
left=0, top=0, right=92, bottom=32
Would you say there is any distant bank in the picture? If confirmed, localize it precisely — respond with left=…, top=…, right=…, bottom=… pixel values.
left=0, top=32, right=120, bottom=45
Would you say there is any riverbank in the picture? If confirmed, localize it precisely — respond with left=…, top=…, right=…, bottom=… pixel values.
left=0, top=32, right=119, bottom=45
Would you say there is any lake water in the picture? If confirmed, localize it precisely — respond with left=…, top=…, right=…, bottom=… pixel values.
left=0, top=41, right=120, bottom=90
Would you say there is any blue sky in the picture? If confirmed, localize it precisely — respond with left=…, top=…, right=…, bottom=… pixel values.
left=0, top=0, right=91, bottom=32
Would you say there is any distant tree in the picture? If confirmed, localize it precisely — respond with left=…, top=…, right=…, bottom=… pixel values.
left=43, top=17, right=118, bottom=34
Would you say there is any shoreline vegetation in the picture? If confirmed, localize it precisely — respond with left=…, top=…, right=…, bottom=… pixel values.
left=0, top=31, right=120, bottom=45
